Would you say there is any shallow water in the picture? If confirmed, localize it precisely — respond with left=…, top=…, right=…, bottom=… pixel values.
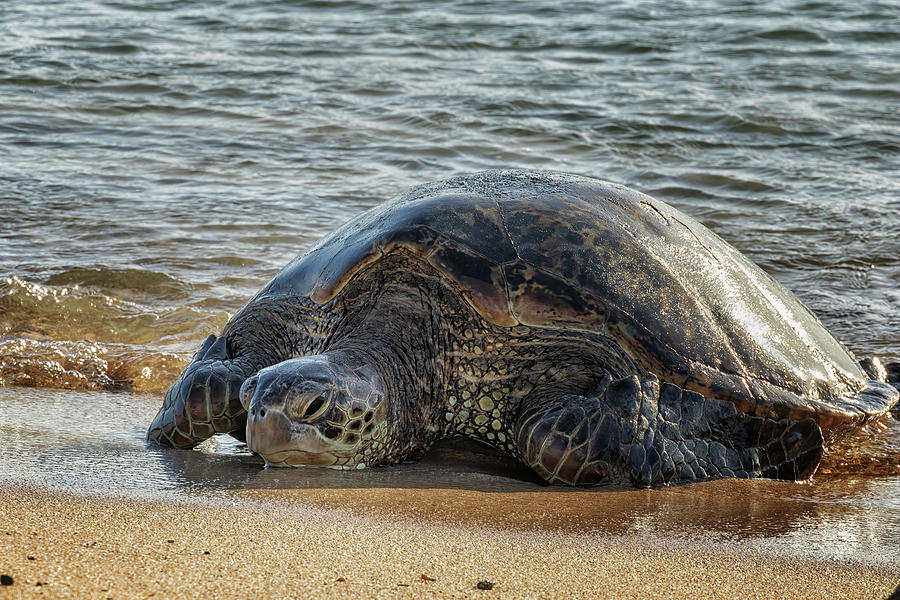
left=0, top=0, right=898, bottom=568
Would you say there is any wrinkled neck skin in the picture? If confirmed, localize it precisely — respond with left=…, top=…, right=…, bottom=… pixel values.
left=223, top=295, right=332, bottom=372
left=223, top=275, right=448, bottom=464
left=324, top=284, right=448, bottom=462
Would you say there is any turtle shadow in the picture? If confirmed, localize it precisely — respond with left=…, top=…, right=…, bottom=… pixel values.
left=148, top=436, right=546, bottom=493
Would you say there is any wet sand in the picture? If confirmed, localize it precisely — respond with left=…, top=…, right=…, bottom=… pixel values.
left=1, top=484, right=897, bottom=600
left=1, top=390, right=898, bottom=598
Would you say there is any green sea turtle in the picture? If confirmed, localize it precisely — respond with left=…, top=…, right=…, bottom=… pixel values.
left=147, top=170, right=898, bottom=487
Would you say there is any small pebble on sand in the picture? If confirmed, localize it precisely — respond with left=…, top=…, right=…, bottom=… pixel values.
left=1, top=574, right=13, bottom=586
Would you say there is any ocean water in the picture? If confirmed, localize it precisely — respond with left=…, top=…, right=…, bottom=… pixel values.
left=1, top=0, right=898, bottom=566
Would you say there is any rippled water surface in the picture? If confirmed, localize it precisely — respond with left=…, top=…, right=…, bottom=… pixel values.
left=1, top=0, right=898, bottom=566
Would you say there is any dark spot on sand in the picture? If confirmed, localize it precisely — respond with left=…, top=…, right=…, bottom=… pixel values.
left=1, top=574, right=13, bottom=586
left=476, top=580, right=495, bottom=590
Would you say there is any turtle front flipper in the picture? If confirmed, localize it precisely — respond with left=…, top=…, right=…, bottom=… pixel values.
left=516, top=374, right=823, bottom=487
left=147, top=335, right=251, bottom=448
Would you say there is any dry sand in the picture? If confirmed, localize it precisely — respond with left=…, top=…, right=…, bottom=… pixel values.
left=1, top=484, right=897, bottom=600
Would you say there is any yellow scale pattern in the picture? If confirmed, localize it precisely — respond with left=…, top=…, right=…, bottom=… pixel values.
left=440, top=319, right=576, bottom=457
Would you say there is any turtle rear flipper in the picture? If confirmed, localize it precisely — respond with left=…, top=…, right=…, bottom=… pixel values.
left=516, top=374, right=823, bottom=487
left=858, top=358, right=900, bottom=416
left=147, top=335, right=250, bottom=448
left=887, top=362, right=900, bottom=416
left=886, top=361, right=900, bottom=393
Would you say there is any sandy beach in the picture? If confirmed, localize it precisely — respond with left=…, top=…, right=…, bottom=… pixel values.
left=1, top=482, right=897, bottom=600
left=2, top=390, right=899, bottom=599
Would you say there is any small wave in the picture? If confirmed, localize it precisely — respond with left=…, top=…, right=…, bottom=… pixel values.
left=45, top=267, right=187, bottom=298
left=81, top=43, right=142, bottom=55
left=0, top=275, right=229, bottom=346
left=679, top=172, right=779, bottom=194
left=0, top=337, right=186, bottom=393
left=753, top=28, right=830, bottom=44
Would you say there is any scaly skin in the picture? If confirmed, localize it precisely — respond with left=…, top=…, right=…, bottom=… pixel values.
left=146, top=335, right=253, bottom=447
left=516, top=375, right=822, bottom=486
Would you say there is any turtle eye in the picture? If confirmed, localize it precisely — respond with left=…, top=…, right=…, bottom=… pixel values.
left=300, top=391, right=329, bottom=420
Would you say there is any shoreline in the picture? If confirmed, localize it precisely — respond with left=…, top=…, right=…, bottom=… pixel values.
left=1, top=483, right=897, bottom=599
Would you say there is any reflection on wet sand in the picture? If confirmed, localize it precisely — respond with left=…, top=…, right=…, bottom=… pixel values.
left=820, top=415, right=900, bottom=477
left=176, top=438, right=900, bottom=568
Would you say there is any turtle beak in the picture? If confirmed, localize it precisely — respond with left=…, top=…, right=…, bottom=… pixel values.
left=242, top=375, right=339, bottom=467
left=245, top=401, right=339, bottom=467
left=245, top=401, right=294, bottom=455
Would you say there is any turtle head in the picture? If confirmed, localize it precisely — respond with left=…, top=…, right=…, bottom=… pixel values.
left=240, top=354, right=387, bottom=468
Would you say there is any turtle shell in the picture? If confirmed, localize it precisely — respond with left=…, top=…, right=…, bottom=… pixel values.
left=253, top=170, right=896, bottom=436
